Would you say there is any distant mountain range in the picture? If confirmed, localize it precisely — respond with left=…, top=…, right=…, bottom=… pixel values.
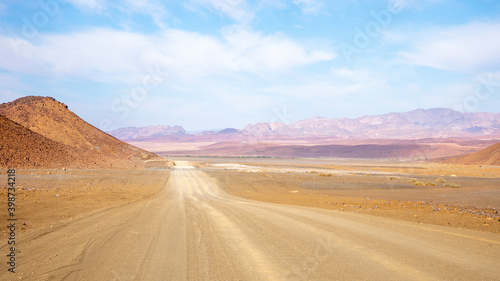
left=109, top=108, right=500, bottom=141
left=3, top=97, right=498, bottom=164
left=110, top=125, right=187, bottom=140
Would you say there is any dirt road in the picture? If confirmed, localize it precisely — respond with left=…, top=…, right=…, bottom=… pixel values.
left=3, top=161, right=499, bottom=280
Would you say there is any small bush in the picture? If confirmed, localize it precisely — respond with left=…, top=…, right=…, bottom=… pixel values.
left=414, top=181, right=425, bottom=186
left=407, top=179, right=417, bottom=183
left=436, top=178, right=446, bottom=183
left=444, top=183, right=460, bottom=188
left=425, top=182, right=437, bottom=186
left=318, top=173, right=334, bottom=177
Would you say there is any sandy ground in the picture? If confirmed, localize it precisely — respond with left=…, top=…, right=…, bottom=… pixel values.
left=192, top=158, right=500, bottom=233
left=0, top=159, right=499, bottom=280
left=0, top=169, right=170, bottom=240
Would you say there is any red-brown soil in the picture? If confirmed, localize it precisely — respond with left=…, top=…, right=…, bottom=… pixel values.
left=0, top=115, right=82, bottom=169
left=140, top=138, right=496, bottom=160
left=445, top=142, right=500, bottom=165
left=0, top=96, right=169, bottom=169
left=0, top=169, right=169, bottom=239
left=160, top=156, right=500, bottom=233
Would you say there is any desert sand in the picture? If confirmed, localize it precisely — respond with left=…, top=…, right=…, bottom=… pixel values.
left=1, top=158, right=499, bottom=280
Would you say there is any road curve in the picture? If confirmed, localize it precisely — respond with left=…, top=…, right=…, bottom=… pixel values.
left=3, top=161, right=500, bottom=280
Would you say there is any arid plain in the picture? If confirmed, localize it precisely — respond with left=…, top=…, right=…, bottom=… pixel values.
left=2, top=97, right=500, bottom=280
left=1, top=157, right=500, bottom=280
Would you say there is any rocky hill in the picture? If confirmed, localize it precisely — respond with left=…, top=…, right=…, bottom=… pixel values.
left=445, top=142, right=500, bottom=166
left=0, top=115, right=81, bottom=168
left=0, top=96, right=161, bottom=169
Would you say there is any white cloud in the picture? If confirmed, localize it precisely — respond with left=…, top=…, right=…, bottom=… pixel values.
left=293, top=0, right=324, bottom=15
left=388, top=0, right=442, bottom=12
left=262, top=70, right=385, bottom=101
left=64, top=0, right=168, bottom=30
left=0, top=30, right=149, bottom=82
left=224, top=28, right=335, bottom=72
left=65, top=0, right=102, bottom=10
left=0, top=27, right=334, bottom=83
left=191, top=0, right=253, bottom=22
left=331, top=68, right=358, bottom=79
left=398, top=22, right=500, bottom=73
left=121, top=0, right=168, bottom=30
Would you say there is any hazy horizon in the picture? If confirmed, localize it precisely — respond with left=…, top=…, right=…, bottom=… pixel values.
left=106, top=107, right=499, bottom=133
left=1, top=0, right=499, bottom=131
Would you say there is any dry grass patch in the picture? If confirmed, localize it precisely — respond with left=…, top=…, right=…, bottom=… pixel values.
left=444, top=183, right=460, bottom=188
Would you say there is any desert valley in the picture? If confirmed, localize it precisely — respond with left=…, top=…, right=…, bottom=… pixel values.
left=3, top=0, right=500, bottom=279
left=1, top=96, right=499, bottom=280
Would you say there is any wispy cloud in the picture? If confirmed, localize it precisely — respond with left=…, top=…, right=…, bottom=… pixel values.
left=388, top=0, right=442, bottom=12
left=2, top=0, right=499, bottom=129
left=121, top=0, right=169, bottom=30
left=190, top=0, right=253, bottom=22
left=65, top=0, right=103, bottom=11
left=65, top=0, right=168, bottom=30
left=398, top=22, right=500, bottom=73
left=0, top=30, right=148, bottom=82
left=223, top=28, right=335, bottom=72
left=293, top=0, right=324, bottom=15
left=0, top=27, right=334, bottom=83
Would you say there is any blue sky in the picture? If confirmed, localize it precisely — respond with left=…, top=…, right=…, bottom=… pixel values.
left=1, top=0, right=499, bottom=131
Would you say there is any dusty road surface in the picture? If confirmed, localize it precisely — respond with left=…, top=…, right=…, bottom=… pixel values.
left=3, top=161, right=500, bottom=280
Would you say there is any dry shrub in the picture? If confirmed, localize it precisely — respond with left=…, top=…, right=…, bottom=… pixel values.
left=436, top=178, right=446, bottom=183
left=444, top=183, right=460, bottom=188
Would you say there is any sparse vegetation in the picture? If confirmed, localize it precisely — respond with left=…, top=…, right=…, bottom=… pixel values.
left=318, top=173, right=335, bottom=177
left=436, top=178, right=446, bottom=183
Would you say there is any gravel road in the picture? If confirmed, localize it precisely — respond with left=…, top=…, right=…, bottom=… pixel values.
left=3, top=161, right=499, bottom=280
